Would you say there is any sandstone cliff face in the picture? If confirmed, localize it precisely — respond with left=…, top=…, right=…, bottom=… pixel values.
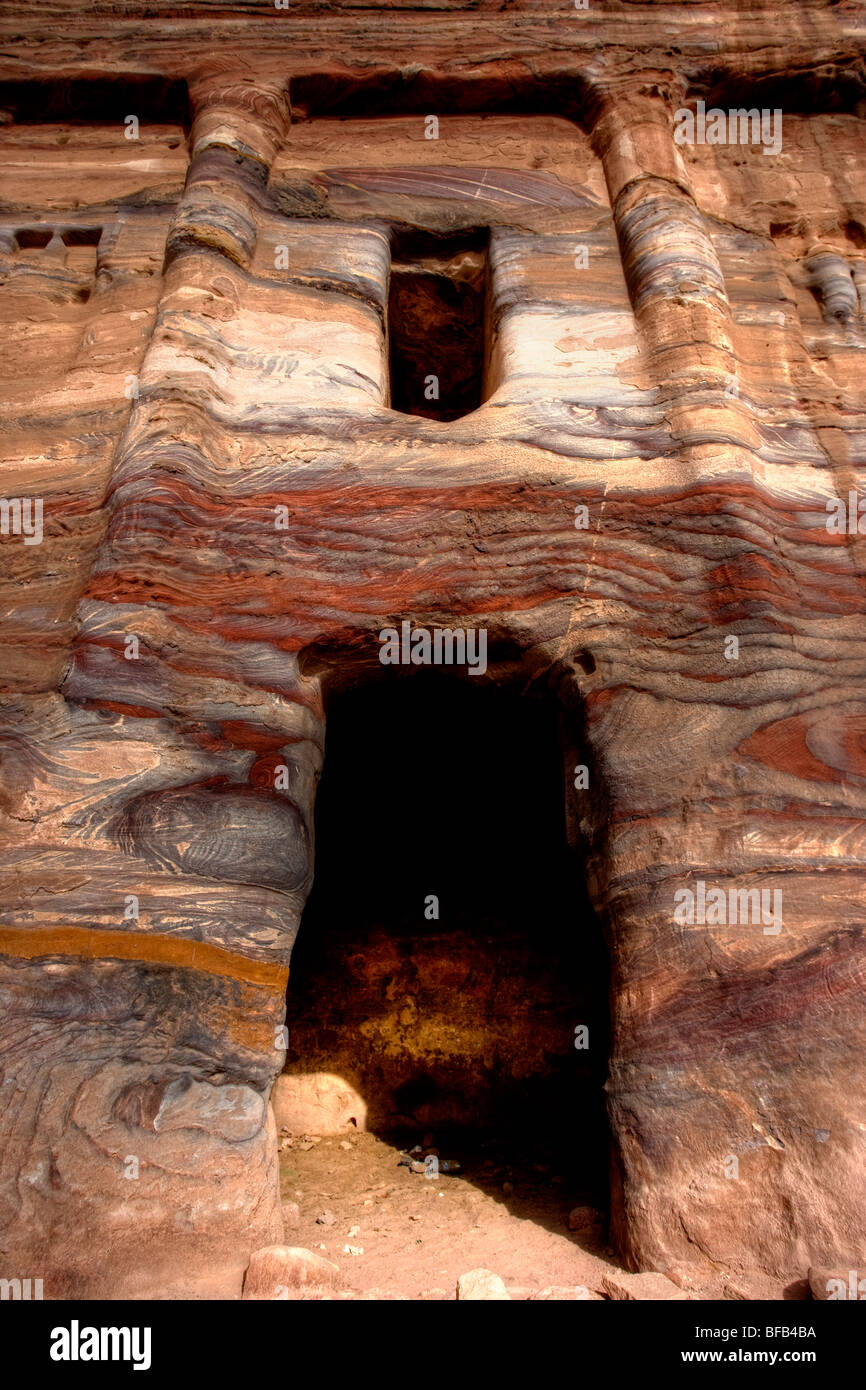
left=0, top=0, right=864, bottom=1298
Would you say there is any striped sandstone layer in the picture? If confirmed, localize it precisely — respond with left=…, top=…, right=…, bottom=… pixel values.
left=0, top=0, right=864, bottom=1296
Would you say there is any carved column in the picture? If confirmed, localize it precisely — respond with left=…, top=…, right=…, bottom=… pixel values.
left=592, top=87, right=757, bottom=449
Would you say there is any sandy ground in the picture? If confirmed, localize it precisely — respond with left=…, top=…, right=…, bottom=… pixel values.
left=278, top=1126, right=628, bottom=1300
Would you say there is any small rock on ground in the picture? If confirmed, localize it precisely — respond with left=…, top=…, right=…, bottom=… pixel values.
left=567, top=1205, right=602, bottom=1232
left=243, top=1245, right=342, bottom=1299
left=457, top=1268, right=511, bottom=1301
left=602, top=1270, right=694, bottom=1301
left=528, top=1285, right=599, bottom=1300
left=280, top=1200, right=300, bottom=1229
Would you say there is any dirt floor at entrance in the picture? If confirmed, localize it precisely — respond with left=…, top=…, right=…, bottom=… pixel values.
left=278, top=1127, right=614, bottom=1299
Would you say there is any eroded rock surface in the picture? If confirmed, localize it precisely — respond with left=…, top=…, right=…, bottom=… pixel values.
left=0, top=0, right=864, bottom=1297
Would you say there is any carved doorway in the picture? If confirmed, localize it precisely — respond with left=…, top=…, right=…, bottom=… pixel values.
left=276, top=670, right=610, bottom=1293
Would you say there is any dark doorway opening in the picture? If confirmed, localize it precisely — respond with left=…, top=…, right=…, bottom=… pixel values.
left=387, top=229, right=489, bottom=421
left=281, top=671, right=610, bottom=1234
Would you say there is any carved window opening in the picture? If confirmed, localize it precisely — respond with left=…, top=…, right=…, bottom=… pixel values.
left=7, top=225, right=102, bottom=300
left=281, top=671, right=610, bottom=1229
left=62, top=227, right=102, bottom=279
left=388, top=228, right=490, bottom=421
left=0, top=77, right=189, bottom=126
left=15, top=228, right=53, bottom=251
